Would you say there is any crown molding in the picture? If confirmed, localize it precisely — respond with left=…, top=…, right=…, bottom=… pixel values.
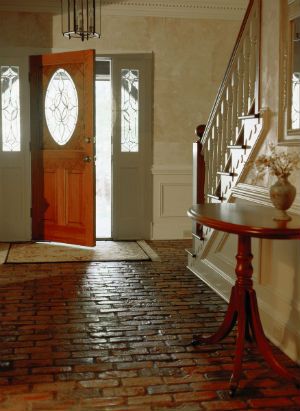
left=0, top=0, right=247, bottom=20
left=101, top=0, right=247, bottom=20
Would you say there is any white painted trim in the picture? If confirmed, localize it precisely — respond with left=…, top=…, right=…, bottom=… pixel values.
left=187, top=255, right=232, bottom=302
left=137, top=240, right=161, bottom=261
left=102, top=1, right=247, bottom=20
left=232, top=183, right=271, bottom=205
left=232, top=182, right=300, bottom=214
left=151, top=165, right=192, bottom=175
left=0, top=0, right=247, bottom=20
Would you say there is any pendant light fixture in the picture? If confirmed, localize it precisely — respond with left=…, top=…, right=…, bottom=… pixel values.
left=61, top=0, right=101, bottom=41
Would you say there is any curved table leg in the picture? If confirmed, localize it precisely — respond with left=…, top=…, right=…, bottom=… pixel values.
left=248, top=289, right=300, bottom=386
left=229, top=290, right=247, bottom=396
left=245, top=294, right=254, bottom=343
left=191, top=287, right=237, bottom=346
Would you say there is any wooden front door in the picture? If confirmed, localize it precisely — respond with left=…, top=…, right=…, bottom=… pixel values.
left=30, top=50, right=95, bottom=246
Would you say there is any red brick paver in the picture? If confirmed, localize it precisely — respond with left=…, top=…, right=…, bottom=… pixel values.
left=0, top=240, right=299, bottom=410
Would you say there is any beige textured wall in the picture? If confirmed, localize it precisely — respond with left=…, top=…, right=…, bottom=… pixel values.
left=244, top=0, right=300, bottom=362
left=52, top=14, right=240, bottom=167
left=247, top=0, right=300, bottom=189
left=259, top=0, right=300, bottom=363
left=0, top=11, right=52, bottom=49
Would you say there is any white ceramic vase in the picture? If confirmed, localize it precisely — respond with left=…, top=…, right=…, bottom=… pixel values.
left=269, top=175, right=296, bottom=221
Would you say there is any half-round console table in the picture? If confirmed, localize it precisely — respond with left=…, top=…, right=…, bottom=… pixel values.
left=187, top=203, right=300, bottom=395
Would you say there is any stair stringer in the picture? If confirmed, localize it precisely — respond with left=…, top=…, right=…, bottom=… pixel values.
left=190, top=108, right=268, bottom=266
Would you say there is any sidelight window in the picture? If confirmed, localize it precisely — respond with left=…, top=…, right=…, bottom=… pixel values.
left=1, top=66, right=21, bottom=152
left=121, top=69, right=139, bottom=152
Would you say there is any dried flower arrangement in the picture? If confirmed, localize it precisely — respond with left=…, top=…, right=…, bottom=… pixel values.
left=255, top=144, right=300, bottom=179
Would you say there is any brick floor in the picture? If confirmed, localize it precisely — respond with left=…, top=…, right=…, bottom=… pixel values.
left=0, top=240, right=300, bottom=411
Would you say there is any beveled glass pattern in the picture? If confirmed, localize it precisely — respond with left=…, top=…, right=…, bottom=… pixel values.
left=290, top=17, right=300, bottom=131
left=45, top=68, right=78, bottom=146
left=121, top=69, right=139, bottom=152
left=1, top=66, right=21, bottom=152
left=291, top=72, right=300, bottom=129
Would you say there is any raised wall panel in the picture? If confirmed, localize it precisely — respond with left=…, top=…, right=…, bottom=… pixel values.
left=161, top=183, right=192, bottom=217
left=152, top=167, right=192, bottom=239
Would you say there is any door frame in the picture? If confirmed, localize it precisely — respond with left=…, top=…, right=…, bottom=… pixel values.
left=96, top=53, right=153, bottom=240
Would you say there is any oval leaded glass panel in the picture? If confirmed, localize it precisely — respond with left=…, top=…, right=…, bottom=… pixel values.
left=45, top=68, right=78, bottom=145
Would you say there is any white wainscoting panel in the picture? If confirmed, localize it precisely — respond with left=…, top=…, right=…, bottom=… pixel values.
left=152, top=166, right=192, bottom=239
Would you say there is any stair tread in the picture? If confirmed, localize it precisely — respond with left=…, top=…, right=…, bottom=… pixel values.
left=192, top=232, right=204, bottom=241
left=207, top=194, right=223, bottom=201
left=185, top=248, right=196, bottom=257
left=217, top=171, right=236, bottom=176
left=228, top=144, right=251, bottom=149
left=238, top=113, right=260, bottom=120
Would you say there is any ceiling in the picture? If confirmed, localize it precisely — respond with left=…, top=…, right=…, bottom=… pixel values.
left=0, top=0, right=248, bottom=20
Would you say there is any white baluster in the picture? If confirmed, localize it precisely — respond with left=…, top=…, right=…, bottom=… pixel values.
left=203, top=145, right=210, bottom=201
left=249, top=12, right=258, bottom=108
left=243, top=33, right=251, bottom=114
left=226, top=84, right=233, bottom=147
left=221, top=98, right=228, bottom=169
left=231, top=69, right=238, bottom=142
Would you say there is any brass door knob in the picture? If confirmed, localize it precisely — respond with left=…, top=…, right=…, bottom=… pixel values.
left=83, top=155, right=92, bottom=163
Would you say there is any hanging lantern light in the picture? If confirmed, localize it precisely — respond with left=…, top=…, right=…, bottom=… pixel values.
left=61, top=0, right=101, bottom=41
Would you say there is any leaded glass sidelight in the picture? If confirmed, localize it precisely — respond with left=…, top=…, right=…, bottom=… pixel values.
left=45, top=68, right=78, bottom=145
left=121, top=69, right=139, bottom=152
left=291, top=72, right=300, bottom=129
left=1, top=66, right=21, bottom=152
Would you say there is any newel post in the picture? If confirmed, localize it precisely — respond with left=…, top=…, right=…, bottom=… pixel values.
left=193, top=124, right=206, bottom=237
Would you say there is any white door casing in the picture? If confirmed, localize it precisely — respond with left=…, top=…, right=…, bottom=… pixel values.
left=110, top=54, right=153, bottom=240
left=0, top=56, right=31, bottom=241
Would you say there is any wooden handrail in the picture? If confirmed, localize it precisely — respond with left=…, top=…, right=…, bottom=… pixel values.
left=191, top=0, right=263, bottom=254
left=201, top=0, right=259, bottom=147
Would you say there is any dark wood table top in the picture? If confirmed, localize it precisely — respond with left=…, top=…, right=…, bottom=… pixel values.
left=188, top=203, right=300, bottom=239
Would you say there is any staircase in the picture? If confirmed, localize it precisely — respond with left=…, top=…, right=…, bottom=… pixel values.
left=189, top=0, right=266, bottom=260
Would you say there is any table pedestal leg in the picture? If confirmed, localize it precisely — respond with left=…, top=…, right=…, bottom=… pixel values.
left=248, top=288, right=300, bottom=385
left=192, top=235, right=300, bottom=394
left=191, top=287, right=237, bottom=345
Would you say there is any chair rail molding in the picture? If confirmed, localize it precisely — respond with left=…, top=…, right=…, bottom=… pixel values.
left=151, top=165, right=192, bottom=175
